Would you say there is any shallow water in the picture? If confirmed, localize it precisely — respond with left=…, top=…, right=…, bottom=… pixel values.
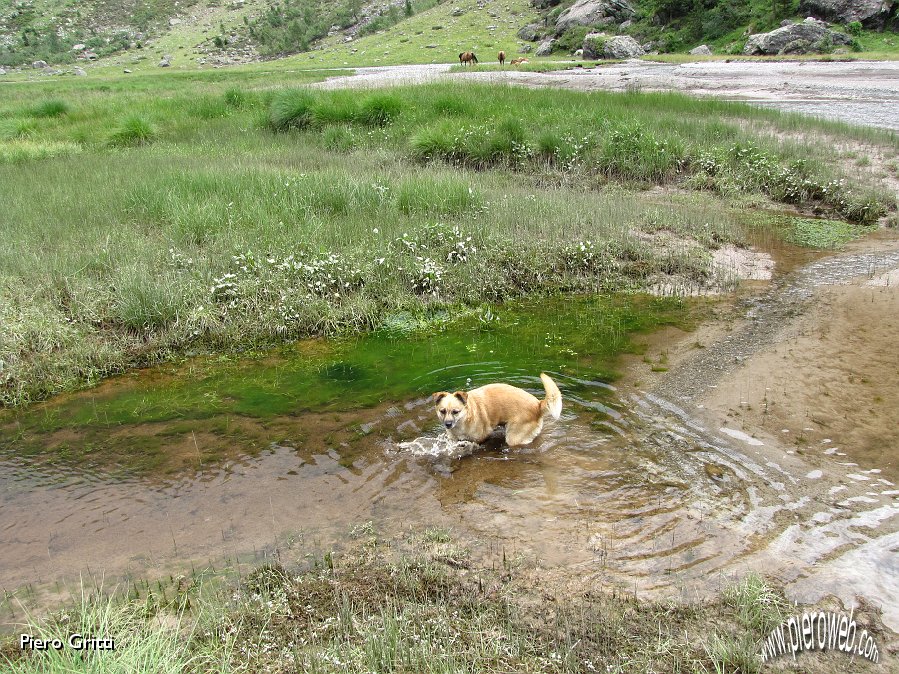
left=1, top=281, right=897, bottom=632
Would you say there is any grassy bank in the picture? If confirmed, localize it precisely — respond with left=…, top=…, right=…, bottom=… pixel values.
left=0, top=73, right=895, bottom=407
left=0, top=529, right=821, bottom=673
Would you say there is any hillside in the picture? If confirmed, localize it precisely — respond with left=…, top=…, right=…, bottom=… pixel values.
left=1, top=0, right=897, bottom=74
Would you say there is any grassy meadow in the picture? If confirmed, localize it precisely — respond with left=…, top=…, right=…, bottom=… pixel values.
left=0, top=71, right=896, bottom=407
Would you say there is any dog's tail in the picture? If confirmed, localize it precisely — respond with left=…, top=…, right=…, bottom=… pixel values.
left=538, top=373, right=562, bottom=420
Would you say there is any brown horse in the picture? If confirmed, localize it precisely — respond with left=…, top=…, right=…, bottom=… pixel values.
left=459, top=51, right=478, bottom=66
left=498, top=50, right=505, bottom=66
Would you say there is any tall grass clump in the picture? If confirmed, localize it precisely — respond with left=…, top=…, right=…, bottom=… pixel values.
left=109, top=115, right=156, bottom=146
left=268, top=89, right=316, bottom=131
left=31, top=99, right=69, bottom=118
left=223, top=87, right=247, bottom=109
left=409, top=121, right=461, bottom=162
left=356, top=92, right=404, bottom=126
left=310, top=93, right=360, bottom=126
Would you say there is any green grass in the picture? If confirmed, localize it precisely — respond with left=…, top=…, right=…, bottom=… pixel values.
left=0, top=73, right=895, bottom=407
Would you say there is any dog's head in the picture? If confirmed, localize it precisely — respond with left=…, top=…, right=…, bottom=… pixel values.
left=431, top=390, right=468, bottom=430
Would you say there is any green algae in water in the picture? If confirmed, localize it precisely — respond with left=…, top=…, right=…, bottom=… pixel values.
left=0, top=294, right=690, bottom=472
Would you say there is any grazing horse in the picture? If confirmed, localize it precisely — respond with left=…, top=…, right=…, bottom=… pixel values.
left=459, top=51, right=478, bottom=66
left=498, top=50, right=505, bottom=66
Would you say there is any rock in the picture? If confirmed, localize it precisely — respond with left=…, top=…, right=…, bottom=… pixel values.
left=84, top=51, right=98, bottom=60
left=518, top=44, right=533, bottom=53
left=582, top=32, right=606, bottom=59
left=451, top=6, right=465, bottom=16
left=159, top=55, right=172, bottom=67
left=743, top=17, right=852, bottom=55
left=73, top=67, right=86, bottom=76
left=689, top=44, right=712, bottom=55
left=531, top=0, right=562, bottom=9
left=619, top=19, right=632, bottom=29
left=123, top=68, right=132, bottom=73
left=555, top=0, right=636, bottom=34
left=781, top=19, right=794, bottom=26
left=574, top=48, right=584, bottom=56
left=72, top=43, right=85, bottom=51
left=0, top=68, right=6, bottom=75
left=800, top=0, right=896, bottom=29
left=517, top=23, right=541, bottom=41
left=602, top=35, right=644, bottom=58
left=169, top=18, right=181, bottom=26
left=535, top=38, right=556, bottom=56
left=32, top=60, right=48, bottom=69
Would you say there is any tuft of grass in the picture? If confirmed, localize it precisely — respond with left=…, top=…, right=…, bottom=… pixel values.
left=268, top=88, right=316, bottom=131
left=31, top=99, right=69, bottom=118
left=356, top=92, right=404, bottom=126
left=109, top=115, right=156, bottom=146
left=223, top=87, right=245, bottom=108
left=722, top=572, right=787, bottom=634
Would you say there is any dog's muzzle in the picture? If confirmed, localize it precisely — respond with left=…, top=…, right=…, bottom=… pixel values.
left=444, top=421, right=454, bottom=428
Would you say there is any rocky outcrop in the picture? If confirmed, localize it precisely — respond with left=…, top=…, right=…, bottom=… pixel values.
left=159, top=55, right=172, bottom=67
left=535, top=38, right=556, bottom=56
left=800, top=0, right=896, bottom=29
left=555, top=0, right=635, bottom=34
left=602, top=35, right=644, bottom=59
left=32, top=60, right=48, bottom=69
left=582, top=32, right=606, bottom=59
left=517, top=23, right=541, bottom=41
left=689, top=44, right=712, bottom=55
left=743, top=18, right=852, bottom=55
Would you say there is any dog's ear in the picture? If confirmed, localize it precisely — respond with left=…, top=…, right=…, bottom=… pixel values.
left=431, top=391, right=449, bottom=403
left=452, top=390, right=468, bottom=405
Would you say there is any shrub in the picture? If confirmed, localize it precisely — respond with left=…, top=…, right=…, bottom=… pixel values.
left=846, top=21, right=863, bottom=36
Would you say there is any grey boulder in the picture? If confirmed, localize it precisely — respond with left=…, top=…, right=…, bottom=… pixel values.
left=555, top=0, right=635, bottom=34
left=743, top=17, right=852, bottom=55
left=603, top=35, right=644, bottom=59
left=800, top=0, right=896, bottom=29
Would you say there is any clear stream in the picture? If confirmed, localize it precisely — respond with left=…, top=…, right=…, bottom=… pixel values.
left=1, top=276, right=897, bottom=631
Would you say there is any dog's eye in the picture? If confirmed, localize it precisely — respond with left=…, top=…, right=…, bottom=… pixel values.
left=439, top=409, right=446, bottom=414
left=452, top=409, right=459, bottom=415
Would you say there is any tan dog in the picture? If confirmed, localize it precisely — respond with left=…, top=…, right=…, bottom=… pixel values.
left=509, top=58, right=529, bottom=66
left=432, top=373, right=562, bottom=447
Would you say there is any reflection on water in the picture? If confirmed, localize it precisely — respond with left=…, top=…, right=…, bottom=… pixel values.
left=0, top=293, right=896, bottom=632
